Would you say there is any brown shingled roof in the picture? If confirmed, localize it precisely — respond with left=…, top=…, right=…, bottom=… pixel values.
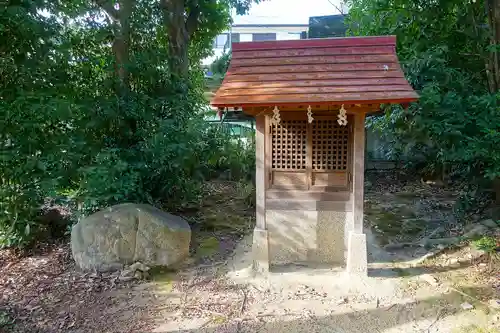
left=211, top=36, right=418, bottom=108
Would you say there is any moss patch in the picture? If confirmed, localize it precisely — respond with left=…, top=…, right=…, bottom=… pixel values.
left=395, top=191, right=422, bottom=199
left=210, top=315, right=228, bottom=325
left=149, top=267, right=176, bottom=293
left=195, top=236, right=220, bottom=259
left=392, top=267, right=413, bottom=277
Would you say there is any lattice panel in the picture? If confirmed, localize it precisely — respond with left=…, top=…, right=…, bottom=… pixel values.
left=312, top=119, right=349, bottom=171
left=271, top=120, right=307, bottom=170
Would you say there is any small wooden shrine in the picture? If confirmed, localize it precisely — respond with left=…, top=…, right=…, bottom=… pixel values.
left=212, top=36, right=418, bottom=274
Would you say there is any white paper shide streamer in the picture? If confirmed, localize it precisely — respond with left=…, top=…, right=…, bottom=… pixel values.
left=271, top=106, right=281, bottom=125
left=307, top=105, right=314, bottom=123
left=337, top=104, right=348, bottom=126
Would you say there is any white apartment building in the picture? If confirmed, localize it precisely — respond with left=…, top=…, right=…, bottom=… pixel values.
left=203, top=24, right=308, bottom=65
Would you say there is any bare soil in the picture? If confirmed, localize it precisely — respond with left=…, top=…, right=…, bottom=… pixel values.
left=1, top=176, right=499, bottom=333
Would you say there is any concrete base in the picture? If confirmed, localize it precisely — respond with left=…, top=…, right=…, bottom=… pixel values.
left=266, top=210, right=346, bottom=266
left=252, top=228, right=270, bottom=274
left=346, top=232, right=368, bottom=275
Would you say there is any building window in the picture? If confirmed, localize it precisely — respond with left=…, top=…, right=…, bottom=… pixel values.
left=252, top=33, right=276, bottom=42
left=287, top=32, right=302, bottom=40
left=239, top=34, right=252, bottom=42
left=231, top=33, right=240, bottom=44
left=214, top=34, right=228, bottom=48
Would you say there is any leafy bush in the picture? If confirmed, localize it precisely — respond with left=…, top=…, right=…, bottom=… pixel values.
left=472, top=235, right=500, bottom=268
left=0, top=0, right=257, bottom=248
left=347, top=0, right=500, bottom=195
left=216, top=135, right=256, bottom=182
left=472, top=235, right=499, bottom=254
left=236, top=180, right=256, bottom=208
left=210, top=52, right=231, bottom=79
left=0, top=3, right=79, bottom=246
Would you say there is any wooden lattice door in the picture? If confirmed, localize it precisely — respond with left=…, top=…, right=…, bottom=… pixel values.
left=268, top=115, right=351, bottom=191
left=269, top=119, right=308, bottom=190
left=310, top=118, right=350, bottom=189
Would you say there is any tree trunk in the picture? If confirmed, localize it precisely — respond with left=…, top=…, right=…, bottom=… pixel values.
left=96, top=0, right=135, bottom=96
left=161, top=0, right=200, bottom=83
left=114, top=0, right=134, bottom=96
left=486, top=0, right=500, bottom=93
left=163, top=0, right=189, bottom=79
left=95, top=0, right=136, bottom=144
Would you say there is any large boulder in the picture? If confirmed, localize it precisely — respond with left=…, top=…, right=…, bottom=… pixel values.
left=71, top=203, right=191, bottom=271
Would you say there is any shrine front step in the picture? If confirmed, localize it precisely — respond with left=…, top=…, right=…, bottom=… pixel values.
left=266, top=199, right=352, bottom=212
left=266, top=190, right=351, bottom=201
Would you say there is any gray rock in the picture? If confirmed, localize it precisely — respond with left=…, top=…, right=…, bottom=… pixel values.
left=464, top=224, right=489, bottom=238
left=71, top=203, right=191, bottom=271
left=336, top=297, right=348, bottom=305
left=460, top=302, right=474, bottom=310
left=129, top=262, right=150, bottom=272
left=480, top=219, right=499, bottom=230
left=470, top=247, right=486, bottom=260
left=118, top=275, right=135, bottom=282
left=120, top=269, right=135, bottom=278
left=421, top=274, right=439, bottom=286
left=489, top=299, right=500, bottom=309
left=449, top=258, right=460, bottom=267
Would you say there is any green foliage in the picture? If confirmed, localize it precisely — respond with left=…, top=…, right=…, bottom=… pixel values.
left=217, top=136, right=256, bottom=181
left=0, top=310, right=14, bottom=328
left=347, top=0, right=500, bottom=186
left=0, top=0, right=259, bottom=247
left=236, top=180, right=256, bottom=208
left=0, top=1, right=78, bottom=246
left=209, top=51, right=231, bottom=82
left=205, top=51, right=231, bottom=94
left=472, top=235, right=499, bottom=253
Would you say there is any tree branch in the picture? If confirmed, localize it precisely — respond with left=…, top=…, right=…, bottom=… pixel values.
left=328, top=0, right=346, bottom=16
left=185, top=4, right=201, bottom=37
left=95, top=0, right=120, bottom=21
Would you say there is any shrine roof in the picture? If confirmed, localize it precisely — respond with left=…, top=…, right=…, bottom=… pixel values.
left=211, top=36, right=419, bottom=108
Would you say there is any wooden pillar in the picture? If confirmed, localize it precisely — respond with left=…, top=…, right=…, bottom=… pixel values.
left=255, top=115, right=266, bottom=229
left=346, top=111, right=367, bottom=275
left=352, top=112, right=366, bottom=233
left=252, top=115, right=269, bottom=273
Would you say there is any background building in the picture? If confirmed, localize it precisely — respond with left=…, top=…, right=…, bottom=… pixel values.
left=203, top=24, right=308, bottom=65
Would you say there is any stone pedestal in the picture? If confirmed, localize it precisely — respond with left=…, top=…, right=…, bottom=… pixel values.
left=265, top=210, right=346, bottom=266
left=252, top=228, right=269, bottom=274
left=346, top=232, right=368, bottom=275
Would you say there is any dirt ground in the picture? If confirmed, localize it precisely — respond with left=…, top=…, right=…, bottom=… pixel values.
left=1, top=175, right=499, bottom=333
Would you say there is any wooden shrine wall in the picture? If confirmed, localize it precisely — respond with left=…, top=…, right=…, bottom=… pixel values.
left=267, top=114, right=352, bottom=192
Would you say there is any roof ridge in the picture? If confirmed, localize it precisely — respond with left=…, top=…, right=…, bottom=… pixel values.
left=232, top=36, right=397, bottom=51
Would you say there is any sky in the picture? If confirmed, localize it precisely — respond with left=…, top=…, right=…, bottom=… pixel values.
left=233, top=0, right=346, bottom=25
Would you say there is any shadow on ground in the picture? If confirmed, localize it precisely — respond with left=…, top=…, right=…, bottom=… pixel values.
left=152, top=286, right=494, bottom=333
left=368, top=262, right=475, bottom=278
